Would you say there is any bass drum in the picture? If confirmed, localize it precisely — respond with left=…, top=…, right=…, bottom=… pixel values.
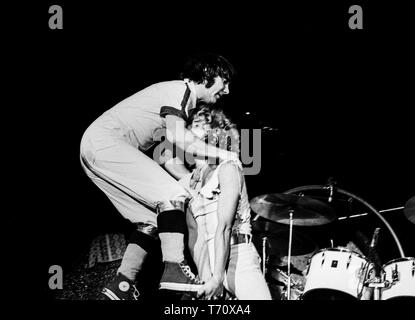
left=381, top=257, right=415, bottom=300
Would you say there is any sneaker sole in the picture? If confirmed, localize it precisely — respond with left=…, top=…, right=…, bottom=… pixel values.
left=160, top=282, right=203, bottom=292
left=102, top=288, right=121, bottom=300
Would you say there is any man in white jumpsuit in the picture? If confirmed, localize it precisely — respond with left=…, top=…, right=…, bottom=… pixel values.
left=80, top=54, right=237, bottom=299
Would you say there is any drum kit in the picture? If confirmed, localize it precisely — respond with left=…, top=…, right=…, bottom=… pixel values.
left=250, top=190, right=415, bottom=300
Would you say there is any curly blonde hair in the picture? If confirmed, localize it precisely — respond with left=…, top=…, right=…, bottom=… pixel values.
left=188, top=106, right=240, bottom=154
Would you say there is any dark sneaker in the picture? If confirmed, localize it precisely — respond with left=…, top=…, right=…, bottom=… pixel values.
left=159, top=261, right=204, bottom=292
left=101, top=273, right=141, bottom=300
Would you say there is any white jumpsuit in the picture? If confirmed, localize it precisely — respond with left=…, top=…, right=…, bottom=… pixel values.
left=80, top=80, right=197, bottom=227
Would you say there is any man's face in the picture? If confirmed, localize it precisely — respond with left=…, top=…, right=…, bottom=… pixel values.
left=201, top=76, right=230, bottom=104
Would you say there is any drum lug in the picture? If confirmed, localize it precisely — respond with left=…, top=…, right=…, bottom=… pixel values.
left=392, top=264, right=400, bottom=283
left=412, top=261, right=415, bottom=277
left=346, top=254, right=352, bottom=269
left=321, top=252, right=325, bottom=266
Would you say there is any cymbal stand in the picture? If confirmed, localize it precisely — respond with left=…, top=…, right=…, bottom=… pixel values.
left=365, top=255, right=388, bottom=300
left=262, top=236, right=268, bottom=275
left=366, top=276, right=388, bottom=300
left=365, top=230, right=386, bottom=300
left=286, top=208, right=294, bottom=300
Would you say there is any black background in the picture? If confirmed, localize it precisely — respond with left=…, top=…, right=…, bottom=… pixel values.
left=19, top=1, right=414, bottom=301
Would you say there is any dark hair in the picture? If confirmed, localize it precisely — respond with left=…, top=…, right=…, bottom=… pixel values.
left=180, top=53, right=236, bottom=88
left=187, top=106, right=240, bottom=154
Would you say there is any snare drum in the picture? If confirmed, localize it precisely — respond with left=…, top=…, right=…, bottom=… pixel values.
left=381, top=257, right=415, bottom=300
left=302, top=247, right=373, bottom=300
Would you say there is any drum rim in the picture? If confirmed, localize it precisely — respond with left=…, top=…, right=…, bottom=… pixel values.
left=382, top=257, right=415, bottom=267
left=311, top=247, right=368, bottom=261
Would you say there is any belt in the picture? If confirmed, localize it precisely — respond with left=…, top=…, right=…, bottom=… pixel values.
left=230, top=233, right=252, bottom=245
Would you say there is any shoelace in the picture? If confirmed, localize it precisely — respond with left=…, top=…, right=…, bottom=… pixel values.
left=131, top=285, right=140, bottom=300
left=180, top=264, right=203, bottom=284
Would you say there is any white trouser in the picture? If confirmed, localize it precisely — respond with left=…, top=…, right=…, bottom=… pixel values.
left=207, top=241, right=272, bottom=300
left=80, top=124, right=189, bottom=226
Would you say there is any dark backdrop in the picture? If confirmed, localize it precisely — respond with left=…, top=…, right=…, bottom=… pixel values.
left=25, top=1, right=414, bottom=298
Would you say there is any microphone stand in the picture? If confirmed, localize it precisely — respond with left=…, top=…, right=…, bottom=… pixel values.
left=285, top=208, right=294, bottom=300
left=262, top=236, right=268, bottom=276
left=365, top=228, right=387, bottom=300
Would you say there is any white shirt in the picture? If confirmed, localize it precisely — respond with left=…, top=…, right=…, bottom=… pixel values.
left=87, top=80, right=197, bottom=151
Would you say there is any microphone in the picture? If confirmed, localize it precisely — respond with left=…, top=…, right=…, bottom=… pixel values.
left=370, top=228, right=381, bottom=248
left=369, top=228, right=382, bottom=276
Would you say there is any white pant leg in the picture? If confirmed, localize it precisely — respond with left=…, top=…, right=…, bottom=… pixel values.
left=80, top=130, right=189, bottom=224
left=224, top=242, right=272, bottom=300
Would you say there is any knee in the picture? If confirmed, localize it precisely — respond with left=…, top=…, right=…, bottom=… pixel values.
left=129, top=224, right=160, bottom=253
left=135, top=222, right=158, bottom=239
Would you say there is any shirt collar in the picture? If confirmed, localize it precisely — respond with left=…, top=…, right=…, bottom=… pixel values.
left=183, top=79, right=197, bottom=112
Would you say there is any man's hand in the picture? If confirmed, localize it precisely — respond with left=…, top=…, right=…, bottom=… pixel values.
left=196, top=275, right=223, bottom=300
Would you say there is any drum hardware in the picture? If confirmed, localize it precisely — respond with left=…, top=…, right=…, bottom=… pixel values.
left=268, top=265, right=305, bottom=300
left=287, top=208, right=293, bottom=300
left=250, top=193, right=336, bottom=299
left=363, top=253, right=415, bottom=300
left=274, top=267, right=303, bottom=289
left=337, top=206, right=405, bottom=221
left=358, top=262, right=374, bottom=300
left=346, top=254, right=352, bottom=269
left=262, top=236, right=268, bottom=275
left=381, top=257, right=415, bottom=300
left=252, top=186, right=412, bottom=300
left=365, top=276, right=389, bottom=301
left=252, top=217, right=316, bottom=296
left=283, top=185, right=406, bottom=258
left=276, top=268, right=305, bottom=300
left=355, top=227, right=383, bottom=300
left=392, top=265, right=399, bottom=282
left=367, top=228, right=382, bottom=274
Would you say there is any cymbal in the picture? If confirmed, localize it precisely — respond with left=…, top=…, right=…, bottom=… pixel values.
left=404, top=196, right=415, bottom=224
left=251, top=220, right=317, bottom=256
left=250, top=193, right=336, bottom=226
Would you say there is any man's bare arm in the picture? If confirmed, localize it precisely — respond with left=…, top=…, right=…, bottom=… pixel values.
left=163, top=157, right=191, bottom=180
left=165, top=115, right=238, bottom=162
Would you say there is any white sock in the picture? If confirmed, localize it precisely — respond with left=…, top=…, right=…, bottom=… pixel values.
left=117, top=243, right=147, bottom=281
left=159, top=232, right=185, bottom=263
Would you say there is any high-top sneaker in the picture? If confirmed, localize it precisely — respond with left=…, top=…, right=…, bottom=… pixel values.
left=101, top=273, right=141, bottom=300
left=159, top=261, right=204, bottom=293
